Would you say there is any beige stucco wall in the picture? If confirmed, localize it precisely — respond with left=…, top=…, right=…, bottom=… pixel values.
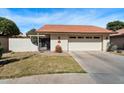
left=0, top=37, right=8, bottom=52
left=9, top=38, right=38, bottom=52
left=50, top=34, right=68, bottom=51
left=50, top=33, right=110, bottom=52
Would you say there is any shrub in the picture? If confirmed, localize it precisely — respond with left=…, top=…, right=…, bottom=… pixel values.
left=11, top=51, right=15, bottom=54
left=117, top=50, right=122, bottom=53
left=111, top=45, right=118, bottom=51
left=107, top=43, right=118, bottom=52
left=55, top=45, right=62, bottom=53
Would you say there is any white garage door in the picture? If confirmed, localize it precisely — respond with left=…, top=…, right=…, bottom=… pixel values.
left=68, top=36, right=102, bottom=51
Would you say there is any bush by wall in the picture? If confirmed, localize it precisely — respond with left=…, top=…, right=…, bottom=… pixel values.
left=107, top=42, right=118, bottom=52
left=55, top=45, right=63, bottom=53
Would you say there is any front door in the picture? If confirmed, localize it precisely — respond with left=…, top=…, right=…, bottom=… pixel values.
left=39, top=37, right=50, bottom=50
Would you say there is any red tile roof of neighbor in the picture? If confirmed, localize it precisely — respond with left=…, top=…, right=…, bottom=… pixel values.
left=110, top=28, right=124, bottom=36
left=37, top=24, right=114, bottom=34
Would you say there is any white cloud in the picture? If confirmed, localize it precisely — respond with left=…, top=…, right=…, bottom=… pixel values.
left=0, top=8, right=124, bottom=33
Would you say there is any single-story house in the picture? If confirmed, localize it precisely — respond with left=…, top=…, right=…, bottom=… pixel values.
left=110, top=29, right=124, bottom=50
left=36, top=25, right=113, bottom=52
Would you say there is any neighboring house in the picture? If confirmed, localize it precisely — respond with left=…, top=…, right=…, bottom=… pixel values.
left=36, top=24, right=113, bottom=52
left=110, top=29, right=124, bottom=50
left=0, top=36, right=9, bottom=52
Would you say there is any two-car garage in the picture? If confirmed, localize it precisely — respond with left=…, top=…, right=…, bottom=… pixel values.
left=37, top=25, right=112, bottom=52
left=68, top=35, right=102, bottom=51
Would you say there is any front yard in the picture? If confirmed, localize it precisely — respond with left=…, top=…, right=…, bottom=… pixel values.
left=0, top=52, right=85, bottom=79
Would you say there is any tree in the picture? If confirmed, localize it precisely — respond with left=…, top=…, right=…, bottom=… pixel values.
left=0, top=17, right=20, bottom=36
left=26, top=28, right=37, bottom=36
left=106, top=21, right=124, bottom=31
left=26, top=28, right=38, bottom=45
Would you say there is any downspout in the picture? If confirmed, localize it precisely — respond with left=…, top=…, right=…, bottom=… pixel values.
left=101, top=35, right=103, bottom=51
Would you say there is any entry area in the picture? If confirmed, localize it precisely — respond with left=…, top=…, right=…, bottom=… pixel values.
left=68, top=36, right=102, bottom=51
left=38, top=36, right=50, bottom=51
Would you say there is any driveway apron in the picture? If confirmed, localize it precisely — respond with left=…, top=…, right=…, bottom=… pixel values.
left=70, top=51, right=124, bottom=84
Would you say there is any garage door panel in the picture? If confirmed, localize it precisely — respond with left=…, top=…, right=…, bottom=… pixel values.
left=69, top=38, right=102, bottom=51
left=69, top=39, right=101, bottom=42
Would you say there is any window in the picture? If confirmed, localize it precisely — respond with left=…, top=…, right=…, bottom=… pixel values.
left=78, top=36, right=84, bottom=39
left=94, top=36, right=100, bottom=39
left=86, top=36, right=92, bottom=39
left=69, top=36, right=76, bottom=39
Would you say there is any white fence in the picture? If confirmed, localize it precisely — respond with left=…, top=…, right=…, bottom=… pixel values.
left=9, top=38, right=38, bottom=52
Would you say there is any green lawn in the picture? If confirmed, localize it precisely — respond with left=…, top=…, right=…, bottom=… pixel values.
left=0, top=52, right=85, bottom=79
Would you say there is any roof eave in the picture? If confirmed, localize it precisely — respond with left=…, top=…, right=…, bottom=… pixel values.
left=36, top=31, right=113, bottom=34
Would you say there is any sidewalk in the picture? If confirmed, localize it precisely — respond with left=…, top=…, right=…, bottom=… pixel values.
left=0, top=73, right=96, bottom=84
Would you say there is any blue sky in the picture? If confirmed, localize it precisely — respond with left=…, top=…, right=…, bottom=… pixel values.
left=0, top=8, right=124, bottom=34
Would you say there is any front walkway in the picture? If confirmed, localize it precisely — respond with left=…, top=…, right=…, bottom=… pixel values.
left=0, top=73, right=95, bottom=84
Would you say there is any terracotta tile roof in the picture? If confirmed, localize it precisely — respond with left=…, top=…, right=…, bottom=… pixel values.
left=37, top=24, right=113, bottom=34
left=110, top=28, right=124, bottom=36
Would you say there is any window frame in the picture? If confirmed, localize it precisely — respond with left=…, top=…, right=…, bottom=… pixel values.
left=77, top=36, right=84, bottom=39
left=93, top=36, right=100, bottom=39
left=69, top=36, right=76, bottom=39
left=85, top=36, right=92, bottom=39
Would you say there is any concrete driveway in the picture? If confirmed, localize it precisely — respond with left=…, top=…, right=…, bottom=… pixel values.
left=70, top=51, right=124, bottom=84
